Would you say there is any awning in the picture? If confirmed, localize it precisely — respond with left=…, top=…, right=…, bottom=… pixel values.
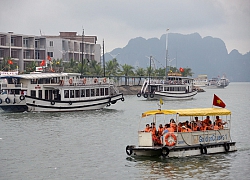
left=142, top=108, right=231, bottom=118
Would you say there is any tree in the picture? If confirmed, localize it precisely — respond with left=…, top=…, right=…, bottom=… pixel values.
left=135, top=67, right=145, bottom=84
left=181, top=67, right=194, bottom=77
left=105, top=58, right=120, bottom=76
left=120, top=64, right=134, bottom=85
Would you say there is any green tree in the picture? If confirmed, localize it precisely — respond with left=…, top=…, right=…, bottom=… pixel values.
left=105, top=58, right=120, bottom=76
left=181, top=67, right=194, bottom=77
left=120, top=64, right=134, bottom=85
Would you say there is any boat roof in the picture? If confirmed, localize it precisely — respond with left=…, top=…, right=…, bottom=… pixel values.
left=0, top=73, right=71, bottom=79
left=142, top=108, right=231, bottom=117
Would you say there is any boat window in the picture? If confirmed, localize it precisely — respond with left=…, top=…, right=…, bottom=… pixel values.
left=38, top=90, right=42, bottom=98
left=100, top=88, right=104, bottom=96
left=31, top=79, right=37, bottom=84
left=70, top=90, right=74, bottom=98
left=96, top=88, right=99, bottom=96
left=64, top=90, right=69, bottom=98
left=49, top=90, right=53, bottom=100
left=75, top=90, right=80, bottom=98
left=81, top=89, right=85, bottom=97
left=45, top=90, right=49, bottom=99
left=105, top=88, right=109, bottom=96
left=38, top=79, right=43, bottom=84
left=91, top=89, right=95, bottom=97
left=30, top=90, right=36, bottom=97
left=86, top=89, right=90, bottom=97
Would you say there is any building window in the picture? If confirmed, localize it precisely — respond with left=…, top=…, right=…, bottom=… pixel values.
left=23, top=38, right=29, bottom=47
left=47, top=52, right=53, bottom=57
left=49, top=41, right=53, bottom=47
left=35, top=50, right=40, bottom=59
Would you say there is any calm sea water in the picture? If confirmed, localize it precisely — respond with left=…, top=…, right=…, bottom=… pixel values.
left=0, top=82, right=250, bottom=180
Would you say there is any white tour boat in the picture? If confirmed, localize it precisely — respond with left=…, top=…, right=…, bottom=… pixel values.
left=207, top=75, right=230, bottom=88
left=126, top=106, right=236, bottom=158
left=0, top=72, right=124, bottom=112
left=137, top=73, right=197, bottom=100
left=193, top=74, right=208, bottom=87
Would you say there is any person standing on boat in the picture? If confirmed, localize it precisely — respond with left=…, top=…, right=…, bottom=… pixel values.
left=144, top=124, right=151, bottom=132
left=203, top=116, right=211, bottom=126
left=158, top=124, right=164, bottom=136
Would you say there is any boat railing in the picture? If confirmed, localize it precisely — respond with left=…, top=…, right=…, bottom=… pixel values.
left=168, top=129, right=231, bottom=147
left=0, top=83, right=28, bottom=89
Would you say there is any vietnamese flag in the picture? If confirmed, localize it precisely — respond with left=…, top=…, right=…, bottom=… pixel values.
left=8, top=59, right=13, bottom=65
left=213, top=94, right=226, bottom=108
left=40, top=60, right=46, bottom=66
left=47, top=55, right=51, bottom=61
left=179, top=67, right=184, bottom=72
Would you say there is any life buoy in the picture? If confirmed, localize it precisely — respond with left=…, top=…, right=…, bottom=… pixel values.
left=69, top=101, right=72, bottom=105
left=5, top=97, right=10, bottom=104
left=126, top=145, right=133, bottom=156
left=20, top=95, right=25, bottom=101
left=200, top=144, right=207, bottom=154
left=143, top=93, right=148, bottom=98
left=83, top=78, right=86, bottom=84
left=103, top=78, right=106, bottom=83
left=51, top=101, right=55, bottom=105
left=161, top=146, right=170, bottom=157
left=69, top=79, right=73, bottom=84
left=121, top=97, right=124, bottom=101
left=165, top=133, right=177, bottom=146
left=0, top=98, right=2, bottom=104
left=94, top=78, right=98, bottom=83
left=150, top=93, right=154, bottom=98
left=224, top=142, right=230, bottom=152
left=137, top=93, right=141, bottom=97
left=60, top=80, right=64, bottom=86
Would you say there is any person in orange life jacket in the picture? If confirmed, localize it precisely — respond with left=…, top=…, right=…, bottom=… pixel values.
left=206, top=120, right=213, bottom=130
left=170, top=119, right=177, bottom=132
left=191, top=122, right=199, bottom=131
left=185, top=120, right=191, bottom=129
left=151, top=122, right=157, bottom=135
left=144, top=124, right=151, bottom=132
left=215, top=116, right=227, bottom=126
left=158, top=124, right=164, bottom=136
left=213, top=122, right=219, bottom=130
left=203, top=116, right=211, bottom=126
left=200, top=121, right=208, bottom=131
left=177, top=122, right=182, bottom=132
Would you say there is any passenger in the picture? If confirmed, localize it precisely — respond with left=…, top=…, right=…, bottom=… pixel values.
left=218, top=122, right=224, bottom=129
left=200, top=121, right=207, bottom=131
left=215, top=116, right=227, bottom=126
left=192, top=123, right=199, bottom=131
left=195, top=117, right=202, bottom=128
left=185, top=120, right=191, bottom=129
left=170, top=119, right=177, bottom=131
left=213, top=122, right=219, bottom=130
left=158, top=124, right=164, bottom=136
left=151, top=123, right=157, bottom=135
left=144, top=124, right=151, bottom=132
left=177, top=122, right=182, bottom=132
left=206, top=120, right=213, bottom=130
left=203, top=116, right=211, bottom=126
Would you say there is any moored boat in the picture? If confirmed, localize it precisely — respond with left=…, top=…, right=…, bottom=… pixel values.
left=207, top=75, right=230, bottom=88
left=0, top=72, right=124, bottom=112
left=126, top=96, right=236, bottom=158
left=137, top=73, right=197, bottom=100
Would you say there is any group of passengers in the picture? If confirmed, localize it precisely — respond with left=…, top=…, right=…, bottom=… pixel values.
left=143, top=116, right=227, bottom=146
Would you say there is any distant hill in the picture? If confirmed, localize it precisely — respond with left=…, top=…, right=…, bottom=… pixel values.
left=104, top=33, right=250, bottom=82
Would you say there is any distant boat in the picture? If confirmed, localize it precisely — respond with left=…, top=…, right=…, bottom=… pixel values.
left=193, top=74, right=208, bottom=87
left=137, top=73, right=198, bottom=101
left=207, top=75, right=230, bottom=88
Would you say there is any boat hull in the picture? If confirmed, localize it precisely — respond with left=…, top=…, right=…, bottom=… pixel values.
left=126, top=142, right=237, bottom=158
left=149, top=90, right=198, bottom=100
left=25, top=93, right=124, bottom=112
left=0, top=95, right=28, bottom=112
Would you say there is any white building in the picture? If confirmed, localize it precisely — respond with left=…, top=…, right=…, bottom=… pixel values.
left=0, top=31, right=101, bottom=72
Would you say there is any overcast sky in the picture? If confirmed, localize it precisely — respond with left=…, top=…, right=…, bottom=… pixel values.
left=1, top=0, right=249, bottom=54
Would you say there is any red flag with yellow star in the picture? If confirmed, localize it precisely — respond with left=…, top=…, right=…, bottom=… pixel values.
left=213, top=94, right=226, bottom=108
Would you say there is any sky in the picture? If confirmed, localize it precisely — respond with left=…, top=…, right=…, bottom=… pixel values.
left=1, top=0, right=249, bottom=54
